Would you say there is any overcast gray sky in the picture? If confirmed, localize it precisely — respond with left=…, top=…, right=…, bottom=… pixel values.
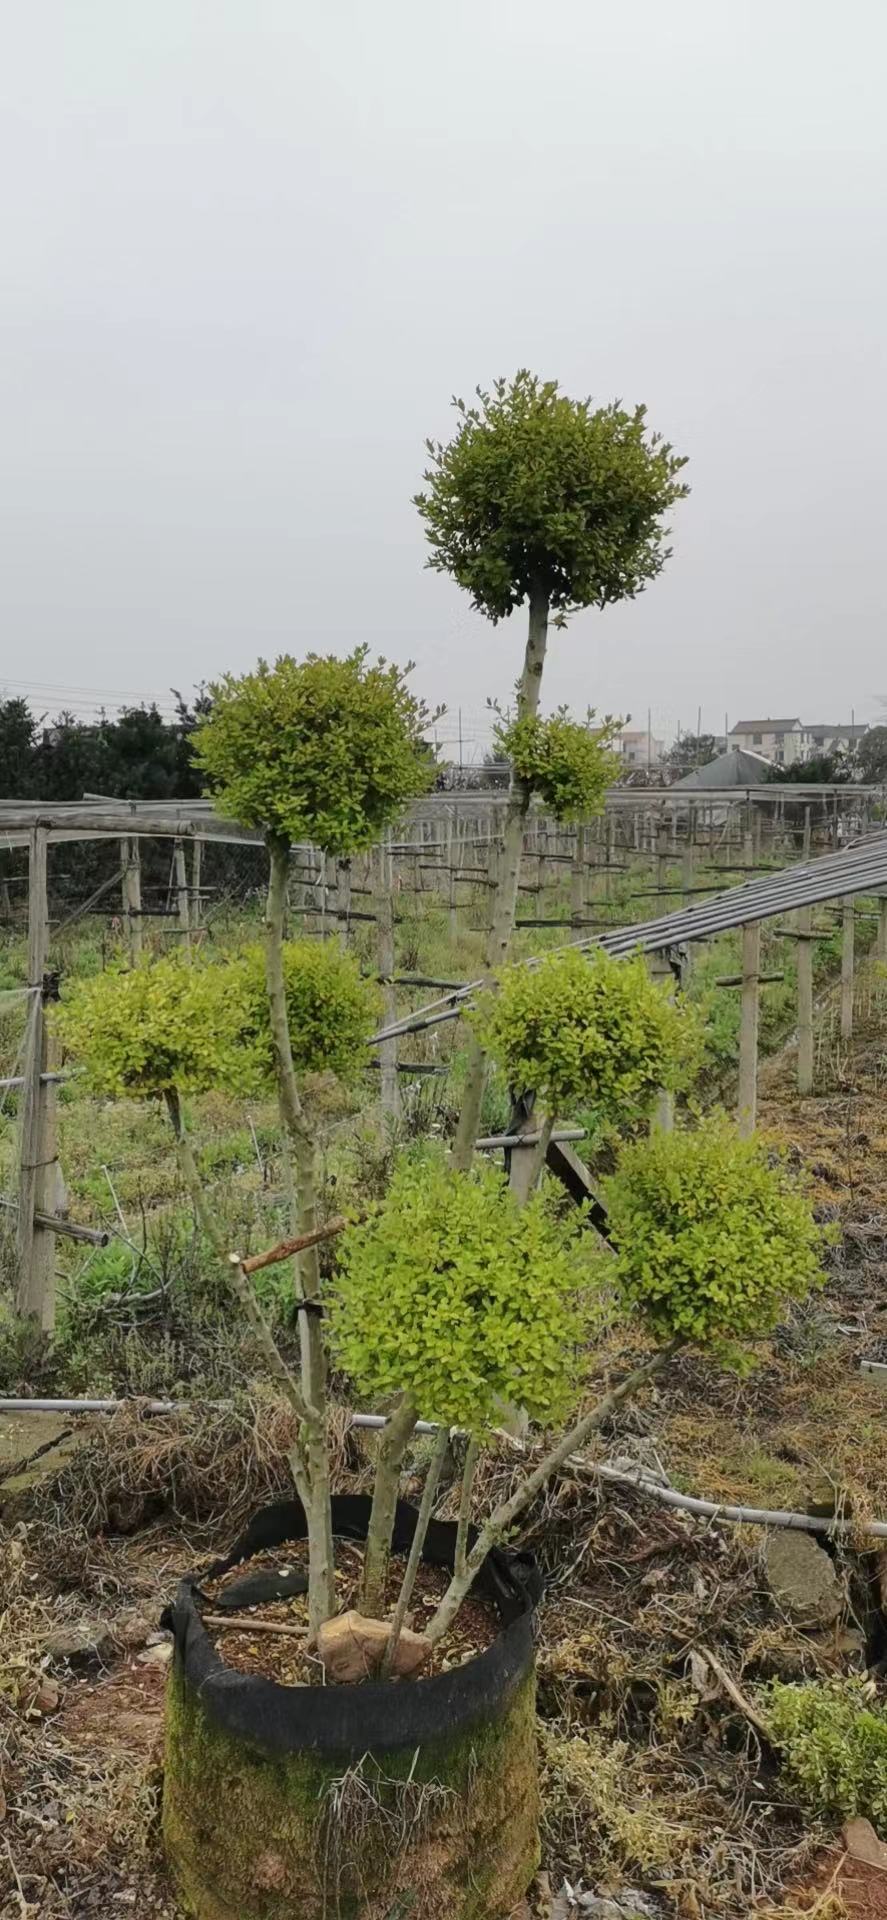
left=1, top=1, right=884, bottom=756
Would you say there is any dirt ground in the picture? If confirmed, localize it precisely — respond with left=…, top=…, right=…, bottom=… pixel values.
left=5, top=981, right=887, bottom=1917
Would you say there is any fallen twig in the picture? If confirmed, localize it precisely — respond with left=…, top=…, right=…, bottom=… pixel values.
left=201, top=1613, right=309, bottom=1639
left=697, top=1643, right=773, bottom=1742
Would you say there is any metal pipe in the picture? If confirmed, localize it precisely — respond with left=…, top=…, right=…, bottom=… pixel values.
left=0, top=1395, right=438, bottom=1434
left=4, top=1398, right=887, bottom=1538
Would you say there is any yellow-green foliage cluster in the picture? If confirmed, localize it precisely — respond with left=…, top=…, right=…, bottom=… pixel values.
left=767, top=1678, right=887, bottom=1827
left=54, top=942, right=378, bottom=1100
left=191, top=648, right=433, bottom=852
left=472, top=945, right=690, bottom=1125
left=603, top=1120, right=825, bottom=1345
left=414, top=372, right=688, bottom=621
left=496, top=711, right=618, bottom=822
left=52, top=953, right=258, bottom=1098
left=239, top=941, right=379, bottom=1084
left=331, top=1156, right=600, bottom=1432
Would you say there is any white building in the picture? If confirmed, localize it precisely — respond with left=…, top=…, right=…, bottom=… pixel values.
left=806, top=722, right=868, bottom=754
left=618, top=728, right=665, bottom=770
left=729, top=718, right=810, bottom=768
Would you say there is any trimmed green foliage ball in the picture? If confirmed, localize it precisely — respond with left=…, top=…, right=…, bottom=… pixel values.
left=52, top=953, right=260, bottom=1099
left=496, top=711, right=619, bottom=822
left=331, top=1156, right=598, bottom=1432
left=239, top=940, right=379, bottom=1084
left=767, top=1679, right=887, bottom=1827
left=472, top=946, right=688, bottom=1124
left=191, top=647, right=433, bottom=852
left=602, top=1120, right=825, bottom=1346
left=415, top=371, right=688, bottom=622
left=54, top=942, right=379, bottom=1100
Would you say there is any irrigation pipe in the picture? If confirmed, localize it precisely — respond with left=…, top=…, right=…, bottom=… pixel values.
left=3, top=1397, right=887, bottom=1539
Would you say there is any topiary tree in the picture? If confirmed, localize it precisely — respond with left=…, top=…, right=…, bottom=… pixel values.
left=54, top=939, right=379, bottom=1635
left=191, top=648, right=433, bottom=1627
left=471, top=944, right=694, bottom=1181
left=350, top=1118, right=823, bottom=1648
left=415, top=372, right=688, bottom=1167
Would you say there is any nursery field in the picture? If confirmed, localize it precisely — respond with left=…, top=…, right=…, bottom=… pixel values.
left=3, top=384, right=887, bottom=1920
left=3, top=856, right=887, bottom=1919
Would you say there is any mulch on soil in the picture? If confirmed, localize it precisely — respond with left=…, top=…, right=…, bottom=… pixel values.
left=202, top=1537, right=500, bottom=1684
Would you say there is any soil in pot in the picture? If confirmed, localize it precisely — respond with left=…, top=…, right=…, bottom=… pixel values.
left=199, top=1536, right=501, bottom=1685
left=162, top=1497, right=541, bottom=1920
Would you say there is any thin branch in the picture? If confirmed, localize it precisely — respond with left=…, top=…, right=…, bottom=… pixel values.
left=454, top=1437, right=480, bottom=1581
left=426, top=1343, right=677, bottom=1645
left=381, top=1425, right=450, bottom=1677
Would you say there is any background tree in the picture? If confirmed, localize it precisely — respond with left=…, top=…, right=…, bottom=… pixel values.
left=415, top=372, right=688, bottom=1167
left=766, top=750, right=853, bottom=785
left=663, top=731, right=719, bottom=779
left=857, top=726, right=887, bottom=784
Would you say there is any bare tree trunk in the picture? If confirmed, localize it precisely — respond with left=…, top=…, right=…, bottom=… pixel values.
left=452, top=585, right=550, bottom=1172
left=361, top=1393, right=419, bottom=1616
left=265, top=833, right=335, bottom=1634
left=425, top=1344, right=676, bottom=1645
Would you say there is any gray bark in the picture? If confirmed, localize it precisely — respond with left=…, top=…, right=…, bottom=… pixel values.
left=425, top=1344, right=676, bottom=1645
left=451, top=585, right=550, bottom=1172
left=361, top=1393, right=419, bottom=1616
left=265, top=834, right=335, bottom=1632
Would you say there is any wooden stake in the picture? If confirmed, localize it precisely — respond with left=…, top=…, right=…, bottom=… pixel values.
left=878, top=896, right=887, bottom=962
left=121, top=838, right=143, bottom=962
left=841, top=896, right=854, bottom=1041
left=648, top=952, right=675, bottom=1132
left=797, top=905, right=814, bottom=1095
left=737, top=921, right=760, bottom=1136
left=377, top=835, right=399, bottom=1119
left=570, top=823, right=587, bottom=929
left=16, top=826, right=60, bottom=1328
left=336, top=858, right=352, bottom=950
left=190, top=837, right=202, bottom=933
left=445, top=812, right=457, bottom=944
left=174, top=839, right=190, bottom=951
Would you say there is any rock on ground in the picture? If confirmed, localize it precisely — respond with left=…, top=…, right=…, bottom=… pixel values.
left=763, top=1529, right=845, bottom=1628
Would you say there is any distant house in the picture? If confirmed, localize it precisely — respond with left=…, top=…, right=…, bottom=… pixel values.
left=674, top=746, right=774, bottom=790
left=618, top=728, right=665, bottom=770
left=806, top=722, right=868, bottom=753
left=729, top=719, right=810, bottom=768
